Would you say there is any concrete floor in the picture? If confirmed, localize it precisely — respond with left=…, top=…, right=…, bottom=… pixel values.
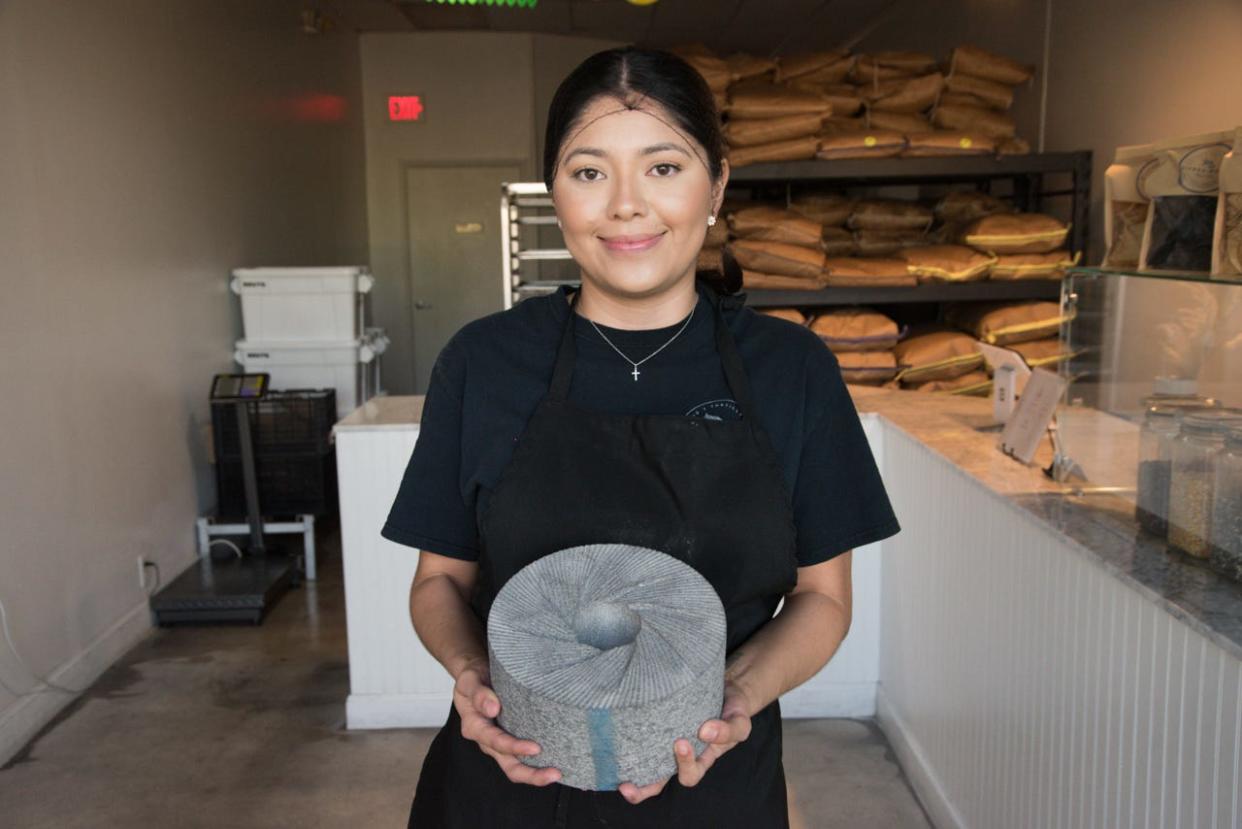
left=0, top=532, right=931, bottom=828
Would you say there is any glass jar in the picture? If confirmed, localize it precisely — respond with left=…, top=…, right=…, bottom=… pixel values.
left=1209, top=426, right=1242, bottom=581
left=1168, top=409, right=1242, bottom=558
left=1136, top=405, right=1180, bottom=536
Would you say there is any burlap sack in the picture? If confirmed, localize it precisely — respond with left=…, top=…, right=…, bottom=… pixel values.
left=944, top=300, right=1071, bottom=345
left=963, top=213, right=1070, bottom=254
left=758, top=307, right=806, bottom=325
left=724, top=113, right=826, bottom=147
left=727, top=86, right=833, bottom=119
left=790, top=193, right=854, bottom=226
left=789, top=83, right=863, bottom=115
left=775, top=50, right=852, bottom=83
left=1009, top=337, right=1076, bottom=368
left=901, top=245, right=997, bottom=281
left=932, top=104, right=1016, bottom=139
left=787, top=55, right=855, bottom=86
left=866, top=51, right=939, bottom=74
left=869, top=73, right=945, bottom=113
left=938, top=91, right=993, bottom=110
left=836, top=349, right=899, bottom=385
left=997, top=136, right=1032, bottom=155
left=818, top=131, right=906, bottom=159
left=728, top=135, right=821, bottom=167
left=731, top=239, right=826, bottom=278
left=866, top=110, right=932, bottom=134
left=696, top=247, right=724, bottom=273
left=948, top=46, right=1035, bottom=86
left=848, top=200, right=934, bottom=232
left=821, top=227, right=857, bottom=256
left=989, top=250, right=1080, bottom=280
left=809, top=308, right=901, bottom=351
left=849, top=58, right=916, bottom=85
left=909, top=370, right=992, bottom=395
left=935, top=191, right=1014, bottom=225
left=704, top=219, right=730, bottom=248
left=894, top=328, right=985, bottom=383
left=728, top=206, right=824, bottom=248
left=902, top=132, right=995, bottom=157
left=726, top=53, right=776, bottom=82
left=680, top=54, right=732, bottom=93
left=943, top=73, right=1014, bottom=110
left=823, top=257, right=918, bottom=287
left=853, top=229, right=926, bottom=257
left=819, top=116, right=870, bottom=135
left=742, top=270, right=825, bottom=290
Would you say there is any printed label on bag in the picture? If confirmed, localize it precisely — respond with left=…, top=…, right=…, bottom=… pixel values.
left=1178, top=144, right=1230, bottom=193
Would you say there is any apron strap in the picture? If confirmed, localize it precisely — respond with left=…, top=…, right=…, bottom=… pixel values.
left=547, top=284, right=762, bottom=427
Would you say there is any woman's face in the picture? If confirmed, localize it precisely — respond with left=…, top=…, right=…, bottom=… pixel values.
left=551, top=96, right=726, bottom=300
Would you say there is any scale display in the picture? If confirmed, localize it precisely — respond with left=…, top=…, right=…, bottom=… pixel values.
left=211, top=373, right=269, bottom=401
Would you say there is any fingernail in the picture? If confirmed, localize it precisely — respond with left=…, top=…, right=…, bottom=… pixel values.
left=677, top=742, right=690, bottom=756
left=703, top=725, right=718, bottom=740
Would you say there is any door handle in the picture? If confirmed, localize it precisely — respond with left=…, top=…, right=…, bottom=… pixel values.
left=414, top=300, right=433, bottom=310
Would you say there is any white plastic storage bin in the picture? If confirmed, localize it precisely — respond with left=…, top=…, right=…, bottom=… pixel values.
left=234, top=338, right=379, bottom=419
left=231, top=266, right=373, bottom=342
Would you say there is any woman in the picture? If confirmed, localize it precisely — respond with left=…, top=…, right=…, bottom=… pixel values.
left=382, top=47, right=901, bottom=828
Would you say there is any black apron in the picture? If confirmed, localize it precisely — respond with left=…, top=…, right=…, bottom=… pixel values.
left=409, top=284, right=800, bottom=828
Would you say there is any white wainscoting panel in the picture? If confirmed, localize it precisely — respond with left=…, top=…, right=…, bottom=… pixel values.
left=876, top=423, right=1242, bottom=829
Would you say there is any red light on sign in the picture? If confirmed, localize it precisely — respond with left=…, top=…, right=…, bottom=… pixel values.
left=389, top=96, right=424, bottom=122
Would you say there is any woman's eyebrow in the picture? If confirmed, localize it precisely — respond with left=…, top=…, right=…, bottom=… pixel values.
left=562, top=142, right=692, bottom=163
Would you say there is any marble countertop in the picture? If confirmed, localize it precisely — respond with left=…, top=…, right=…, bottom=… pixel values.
left=334, top=394, right=425, bottom=432
left=335, top=388, right=1242, bottom=658
left=849, top=385, right=1242, bottom=660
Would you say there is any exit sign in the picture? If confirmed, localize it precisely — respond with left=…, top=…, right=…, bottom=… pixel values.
left=389, top=96, right=424, bottom=122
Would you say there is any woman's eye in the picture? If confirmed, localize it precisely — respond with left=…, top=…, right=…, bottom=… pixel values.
left=652, top=163, right=681, bottom=177
left=572, top=168, right=603, bottom=182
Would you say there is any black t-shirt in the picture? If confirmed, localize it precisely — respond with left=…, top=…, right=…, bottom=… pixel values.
left=382, top=282, right=900, bottom=566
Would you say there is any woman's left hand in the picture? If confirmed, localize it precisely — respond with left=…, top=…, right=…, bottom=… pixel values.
left=617, top=680, right=754, bottom=805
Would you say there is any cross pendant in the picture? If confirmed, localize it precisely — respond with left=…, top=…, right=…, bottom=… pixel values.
left=631, top=365, right=640, bottom=381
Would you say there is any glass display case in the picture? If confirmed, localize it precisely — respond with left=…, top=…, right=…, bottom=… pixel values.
left=1055, top=267, right=1242, bottom=579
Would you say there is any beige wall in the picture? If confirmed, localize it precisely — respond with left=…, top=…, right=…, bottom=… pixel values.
left=0, top=0, right=366, bottom=759
left=360, top=32, right=619, bottom=395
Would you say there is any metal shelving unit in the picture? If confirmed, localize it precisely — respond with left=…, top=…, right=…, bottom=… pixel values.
left=501, top=152, right=1092, bottom=310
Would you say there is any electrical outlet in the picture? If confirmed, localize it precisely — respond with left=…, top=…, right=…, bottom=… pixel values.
left=137, top=556, right=147, bottom=591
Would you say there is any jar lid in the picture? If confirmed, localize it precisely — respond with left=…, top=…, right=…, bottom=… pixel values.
left=1180, top=408, right=1242, bottom=436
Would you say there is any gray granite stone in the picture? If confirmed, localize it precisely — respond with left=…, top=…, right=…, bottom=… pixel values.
left=488, top=544, right=726, bottom=791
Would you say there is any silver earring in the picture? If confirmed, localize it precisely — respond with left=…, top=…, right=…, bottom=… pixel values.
left=707, top=215, right=717, bottom=227
left=556, top=219, right=563, bottom=229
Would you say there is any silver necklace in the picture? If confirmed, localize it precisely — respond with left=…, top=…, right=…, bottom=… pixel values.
left=586, top=301, right=697, bottom=381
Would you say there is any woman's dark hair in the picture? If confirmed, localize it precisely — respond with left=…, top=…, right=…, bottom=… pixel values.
left=543, top=47, right=742, bottom=295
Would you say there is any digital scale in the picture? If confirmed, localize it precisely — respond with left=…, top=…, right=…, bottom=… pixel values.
left=150, top=373, right=296, bottom=625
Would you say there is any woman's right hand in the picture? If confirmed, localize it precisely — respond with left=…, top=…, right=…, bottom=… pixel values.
left=453, top=659, right=563, bottom=787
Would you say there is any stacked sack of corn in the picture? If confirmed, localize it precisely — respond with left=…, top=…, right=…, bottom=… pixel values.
left=891, top=325, right=989, bottom=395
left=810, top=308, right=904, bottom=385
left=944, top=299, right=1079, bottom=389
left=676, top=43, right=1037, bottom=164
left=725, top=205, right=829, bottom=290
left=673, top=45, right=834, bottom=168
left=955, top=203, right=1079, bottom=281
left=932, top=46, right=1034, bottom=156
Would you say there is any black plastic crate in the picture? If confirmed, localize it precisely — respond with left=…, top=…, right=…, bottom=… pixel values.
left=215, top=451, right=337, bottom=519
left=212, top=389, right=336, bottom=459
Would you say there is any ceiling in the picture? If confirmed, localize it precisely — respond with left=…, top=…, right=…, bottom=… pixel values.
left=322, top=0, right=906, bottom=55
